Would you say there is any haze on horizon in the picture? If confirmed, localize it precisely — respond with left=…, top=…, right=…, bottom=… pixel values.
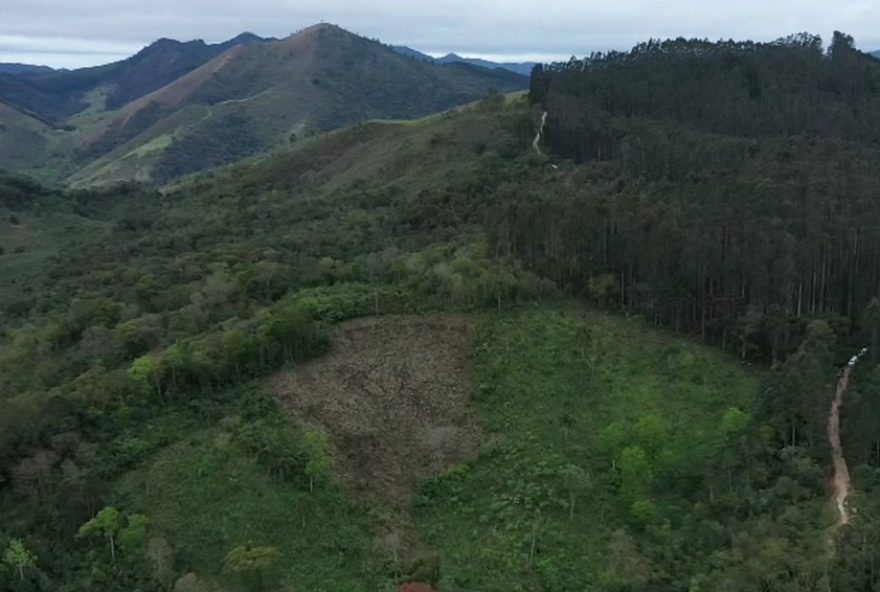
left=2, top=0, right=880, bottom=69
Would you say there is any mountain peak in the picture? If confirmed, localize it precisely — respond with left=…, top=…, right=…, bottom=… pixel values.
left=278, top=23, right=354, bottom=50
left=229, top=32, right=262, bottom=43
left=217, top=32, right=269, bottom=50
left=303, top=22, right=343, bottom=32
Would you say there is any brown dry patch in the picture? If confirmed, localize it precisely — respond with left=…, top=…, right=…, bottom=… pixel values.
left=110, top=44, right=247, bottom=131
left=269, top=315, right=481, bottom=549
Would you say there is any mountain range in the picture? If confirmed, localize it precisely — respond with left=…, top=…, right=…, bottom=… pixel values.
left=0, top=63, right=54, bottom=74
left=0, top=25, right=527, bottom=185
left=392, top=45, right=537, bottom=76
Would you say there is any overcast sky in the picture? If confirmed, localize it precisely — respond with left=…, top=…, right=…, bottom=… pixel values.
left=3, top=0, right=880, bottom=69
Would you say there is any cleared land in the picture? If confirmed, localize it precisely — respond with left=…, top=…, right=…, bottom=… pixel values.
left=270, top=315, right=481, bottom=550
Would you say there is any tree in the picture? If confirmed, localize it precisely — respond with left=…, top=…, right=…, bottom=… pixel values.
left=630, top=498, right=658, bottom=527
left=119, top=513, right=150, bottom=553
left=767, top=320, right=837, bottom=450
left=721, top=407, right=750, bottom=437
left=719, top=406, right=752, bottom=491
left=635, top=414, right=669, bottom=458
left=129, top=355, right=160, bottom=397
left=529, top=63, right=551, bottom=105
left=3, top=539, right=36, bottom=582
left=78, top=506, right=121, bottom=562
left=561, top=463, right=591, bottom=521
left=864, top=298, right=880, bottom=364
left=303, top=429, right=333, bottom=493
left=618, top=446, right=653, bottom=503
left=598, top=422, right=627, bottom=468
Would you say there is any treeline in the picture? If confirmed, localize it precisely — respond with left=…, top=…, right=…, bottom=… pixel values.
left=519, top=31, right=880, bottom=360
left=532, top=32, right=880, bottom=150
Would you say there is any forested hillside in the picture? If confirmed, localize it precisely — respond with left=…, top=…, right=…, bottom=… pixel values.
left=0, top=34, right=271, bottom=124
left=528, top=31, right=880, bottom=361
left=2, top=32, right=880, bottom=592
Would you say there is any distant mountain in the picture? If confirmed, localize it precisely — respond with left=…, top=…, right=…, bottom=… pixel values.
left=392, top=46, right=537, bottom=76
left=436, top=53, right=537, bottom=76
left=391, top=45, right=434, bottom=62
left=0, top=32, right=273, bottom=123
left=0, top=63, right=54, bottom=75
left=66, top=24, right=527, bottom=186
left=872, top=50, right=880, bottom=59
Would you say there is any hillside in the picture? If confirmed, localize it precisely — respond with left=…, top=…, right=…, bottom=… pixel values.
left=0, top=64, right=53, bottom=75
left=525, top=32, right=880, bottom=357
left=0, top=33, right=271, bottom=123
left=0, top=103, right=50, bottom=170
left=0, top=25, right=526, bottom=186
left=0, top=32, right=274, bottom=181
left=2, top=65, right=880, bottom=590
left=67, top=24, right=528, bottom=186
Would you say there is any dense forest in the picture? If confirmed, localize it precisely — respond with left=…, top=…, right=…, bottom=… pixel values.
left=526, top=32, right=880, bottom=360
left=2, top=32, right=880, bottom=592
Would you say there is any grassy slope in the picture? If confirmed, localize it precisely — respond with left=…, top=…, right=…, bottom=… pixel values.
left=0, top=193, right=107, bottom=305
left=418, top=308, right=760, bottom=591
left=118, top=426, right=389, bottom=591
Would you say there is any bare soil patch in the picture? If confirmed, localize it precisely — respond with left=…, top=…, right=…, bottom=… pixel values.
left=269, top=315, right=481, bottom=548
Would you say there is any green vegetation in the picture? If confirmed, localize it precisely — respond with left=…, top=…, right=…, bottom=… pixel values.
left=418, top=309, right=768, bottom=590
left=0, top=99, right=546, bottom=591
left=117, top=394, right=390, bottom=590
left=529, top=32, right=880, bottom=362
left=3, top=540, right=36, bottom=582
left=2, top=34, right=880, bottom=590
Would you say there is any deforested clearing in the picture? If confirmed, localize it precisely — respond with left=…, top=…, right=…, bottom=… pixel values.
left=269, top=315, right=481, bottom=530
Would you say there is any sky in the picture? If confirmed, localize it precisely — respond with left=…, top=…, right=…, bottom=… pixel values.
left=2, top=0, right=880, bottom=69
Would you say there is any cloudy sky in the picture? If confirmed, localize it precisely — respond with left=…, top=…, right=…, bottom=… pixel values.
left=3, top=0, right=880, bottom=69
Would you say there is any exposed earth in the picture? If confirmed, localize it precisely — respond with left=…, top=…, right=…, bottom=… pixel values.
left=270, top=315, right=481, bottom=553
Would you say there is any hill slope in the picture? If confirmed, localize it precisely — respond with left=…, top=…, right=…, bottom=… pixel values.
left=68, top=24, right=528, bottom=186
left=4, top=32, right=880, bottom=591
left=0, top=100, right=845, bottom=590
left=0, top=33, right=271, bottom=123
left=0, top=25, right=526, bottom=186
left=0, top=102, right=50, bottom=170
left=0, top=64, right=54, bottom=75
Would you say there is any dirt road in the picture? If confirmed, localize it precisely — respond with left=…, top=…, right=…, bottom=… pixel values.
left=533, top=111, right=547, bottom=154
left=829, top=365, right=854, bottom=527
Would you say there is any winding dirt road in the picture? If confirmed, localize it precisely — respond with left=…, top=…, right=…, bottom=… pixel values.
left=533, top=111, right=547, bottom=154
left=828, top=349, right=867, bottom=528
left=829, top=365, right=853, bottom=527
